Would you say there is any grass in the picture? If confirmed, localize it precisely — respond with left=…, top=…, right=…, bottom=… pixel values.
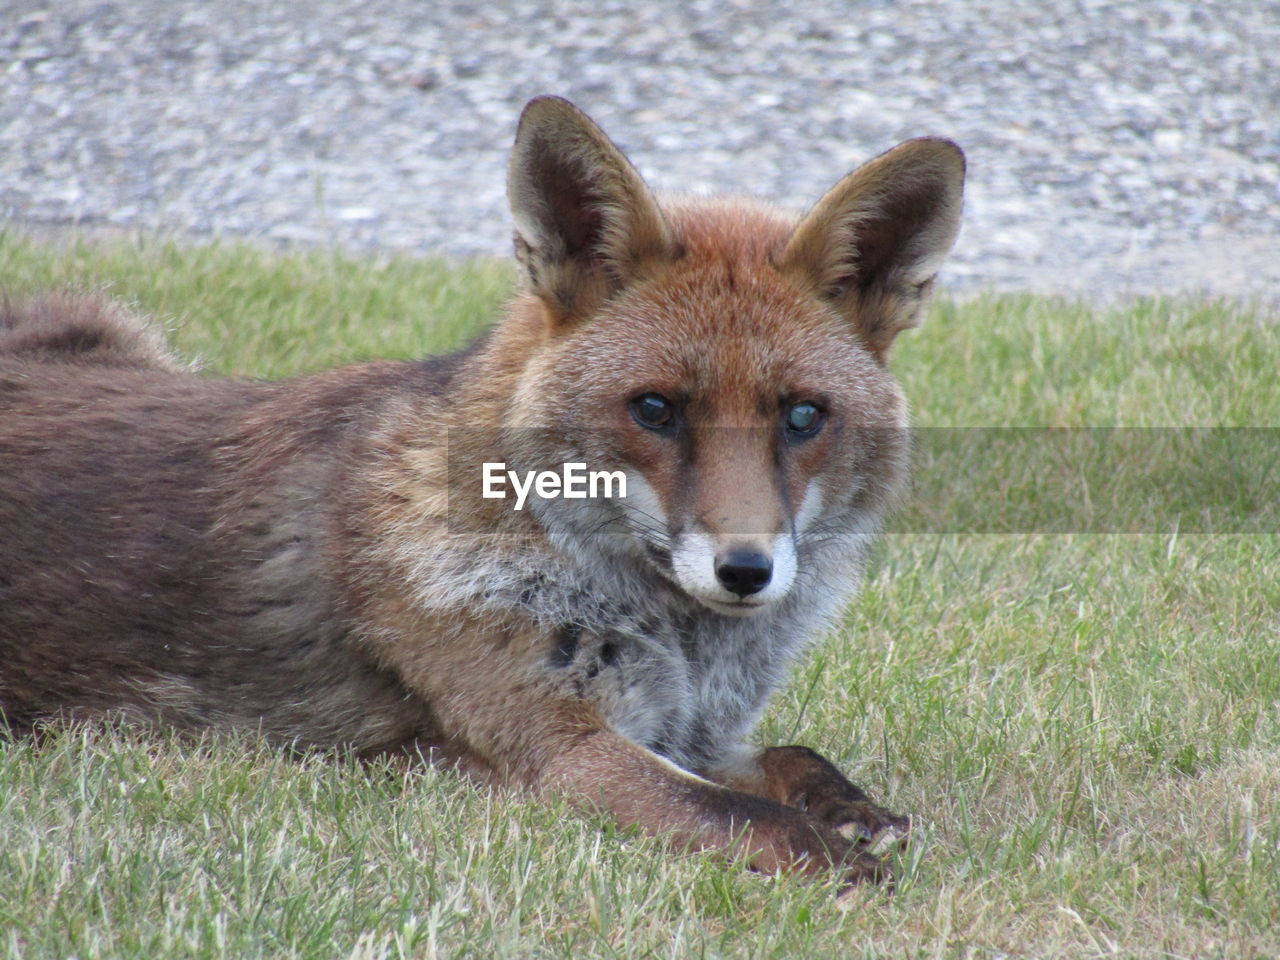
left=1, top=227, right=1278, bottom=958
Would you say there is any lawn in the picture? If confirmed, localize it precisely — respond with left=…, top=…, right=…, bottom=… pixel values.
left=1, top=228, right=1277, bottom=959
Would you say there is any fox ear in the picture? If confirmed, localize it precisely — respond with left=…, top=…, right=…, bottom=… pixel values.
left=778, top=138, right=965, bottom=358
left=508, top=96, right=675, bottom=324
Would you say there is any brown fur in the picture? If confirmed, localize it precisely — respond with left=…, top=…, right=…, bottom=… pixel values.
left=0, top=292, right=184, bottom=370
left=0, top=97, right=963, bottom=890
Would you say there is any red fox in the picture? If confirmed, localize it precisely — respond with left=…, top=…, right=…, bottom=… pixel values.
left=0, top=97, right=963, bottom=888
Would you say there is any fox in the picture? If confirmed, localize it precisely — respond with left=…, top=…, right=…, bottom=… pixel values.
left=0, top=96, right=964, bottom=889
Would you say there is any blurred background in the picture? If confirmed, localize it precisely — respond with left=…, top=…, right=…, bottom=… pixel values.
left=2, top=0, right=1276, bottom=302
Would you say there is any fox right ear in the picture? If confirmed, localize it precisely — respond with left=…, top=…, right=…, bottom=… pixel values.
left=508, top=96, right=675, bottom=325
left=779, top=138, right=965, bottom=359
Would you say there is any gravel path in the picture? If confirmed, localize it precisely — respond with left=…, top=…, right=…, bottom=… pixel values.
left=3, top=0, right=1277, bottom=304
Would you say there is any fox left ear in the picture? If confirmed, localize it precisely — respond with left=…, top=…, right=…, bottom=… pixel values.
left=508, top=96, right=676, bottom=325
left=778, top=138, right=965, bottom=358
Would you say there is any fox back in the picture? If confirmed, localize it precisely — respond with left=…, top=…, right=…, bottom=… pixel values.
left=0, top=97, right=963, bottom=888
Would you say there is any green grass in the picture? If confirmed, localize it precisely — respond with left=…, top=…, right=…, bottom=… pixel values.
left=0, top=227, right=510, bottom=378
left=2, top=228, right=1278, bottom=958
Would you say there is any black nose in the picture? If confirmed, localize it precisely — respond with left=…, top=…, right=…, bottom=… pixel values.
left=715, top=551, right=773, bottom=597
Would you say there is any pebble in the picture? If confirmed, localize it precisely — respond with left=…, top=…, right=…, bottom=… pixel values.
left=0, top=0, right=1276, bottom=305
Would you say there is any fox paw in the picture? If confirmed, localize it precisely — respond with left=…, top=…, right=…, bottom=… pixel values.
left=821, top=800, right=911, bottom=855
left=798, top=793, right=911, bottom=855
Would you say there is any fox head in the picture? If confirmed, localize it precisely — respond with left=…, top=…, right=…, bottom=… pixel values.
left=498, top=96, right=963, bottom=616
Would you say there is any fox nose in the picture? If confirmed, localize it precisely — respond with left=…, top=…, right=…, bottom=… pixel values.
left=715, top=550, right=773, bottom=597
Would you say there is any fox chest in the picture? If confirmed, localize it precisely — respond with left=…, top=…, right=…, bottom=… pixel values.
left=542, top=613, right=795, bottom=775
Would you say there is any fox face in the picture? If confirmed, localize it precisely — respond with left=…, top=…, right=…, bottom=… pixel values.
left=511, top=213, right=910, bottom=615
left=499, top=98, right=964, bottom=615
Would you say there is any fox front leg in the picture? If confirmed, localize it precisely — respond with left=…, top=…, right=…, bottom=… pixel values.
left=379, top=617, right=887, bottom=886
left=539, top=729, right=892, bottom=886
left=709, top=745, right=910, bottom=853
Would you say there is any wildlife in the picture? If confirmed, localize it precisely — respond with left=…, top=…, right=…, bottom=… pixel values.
left=0, top=96, right=964, bottom=889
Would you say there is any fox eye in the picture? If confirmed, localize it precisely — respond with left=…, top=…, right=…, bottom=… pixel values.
left=630, top=393, right=674, bottom=430
left=785, top=402, right=824, bottom=437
